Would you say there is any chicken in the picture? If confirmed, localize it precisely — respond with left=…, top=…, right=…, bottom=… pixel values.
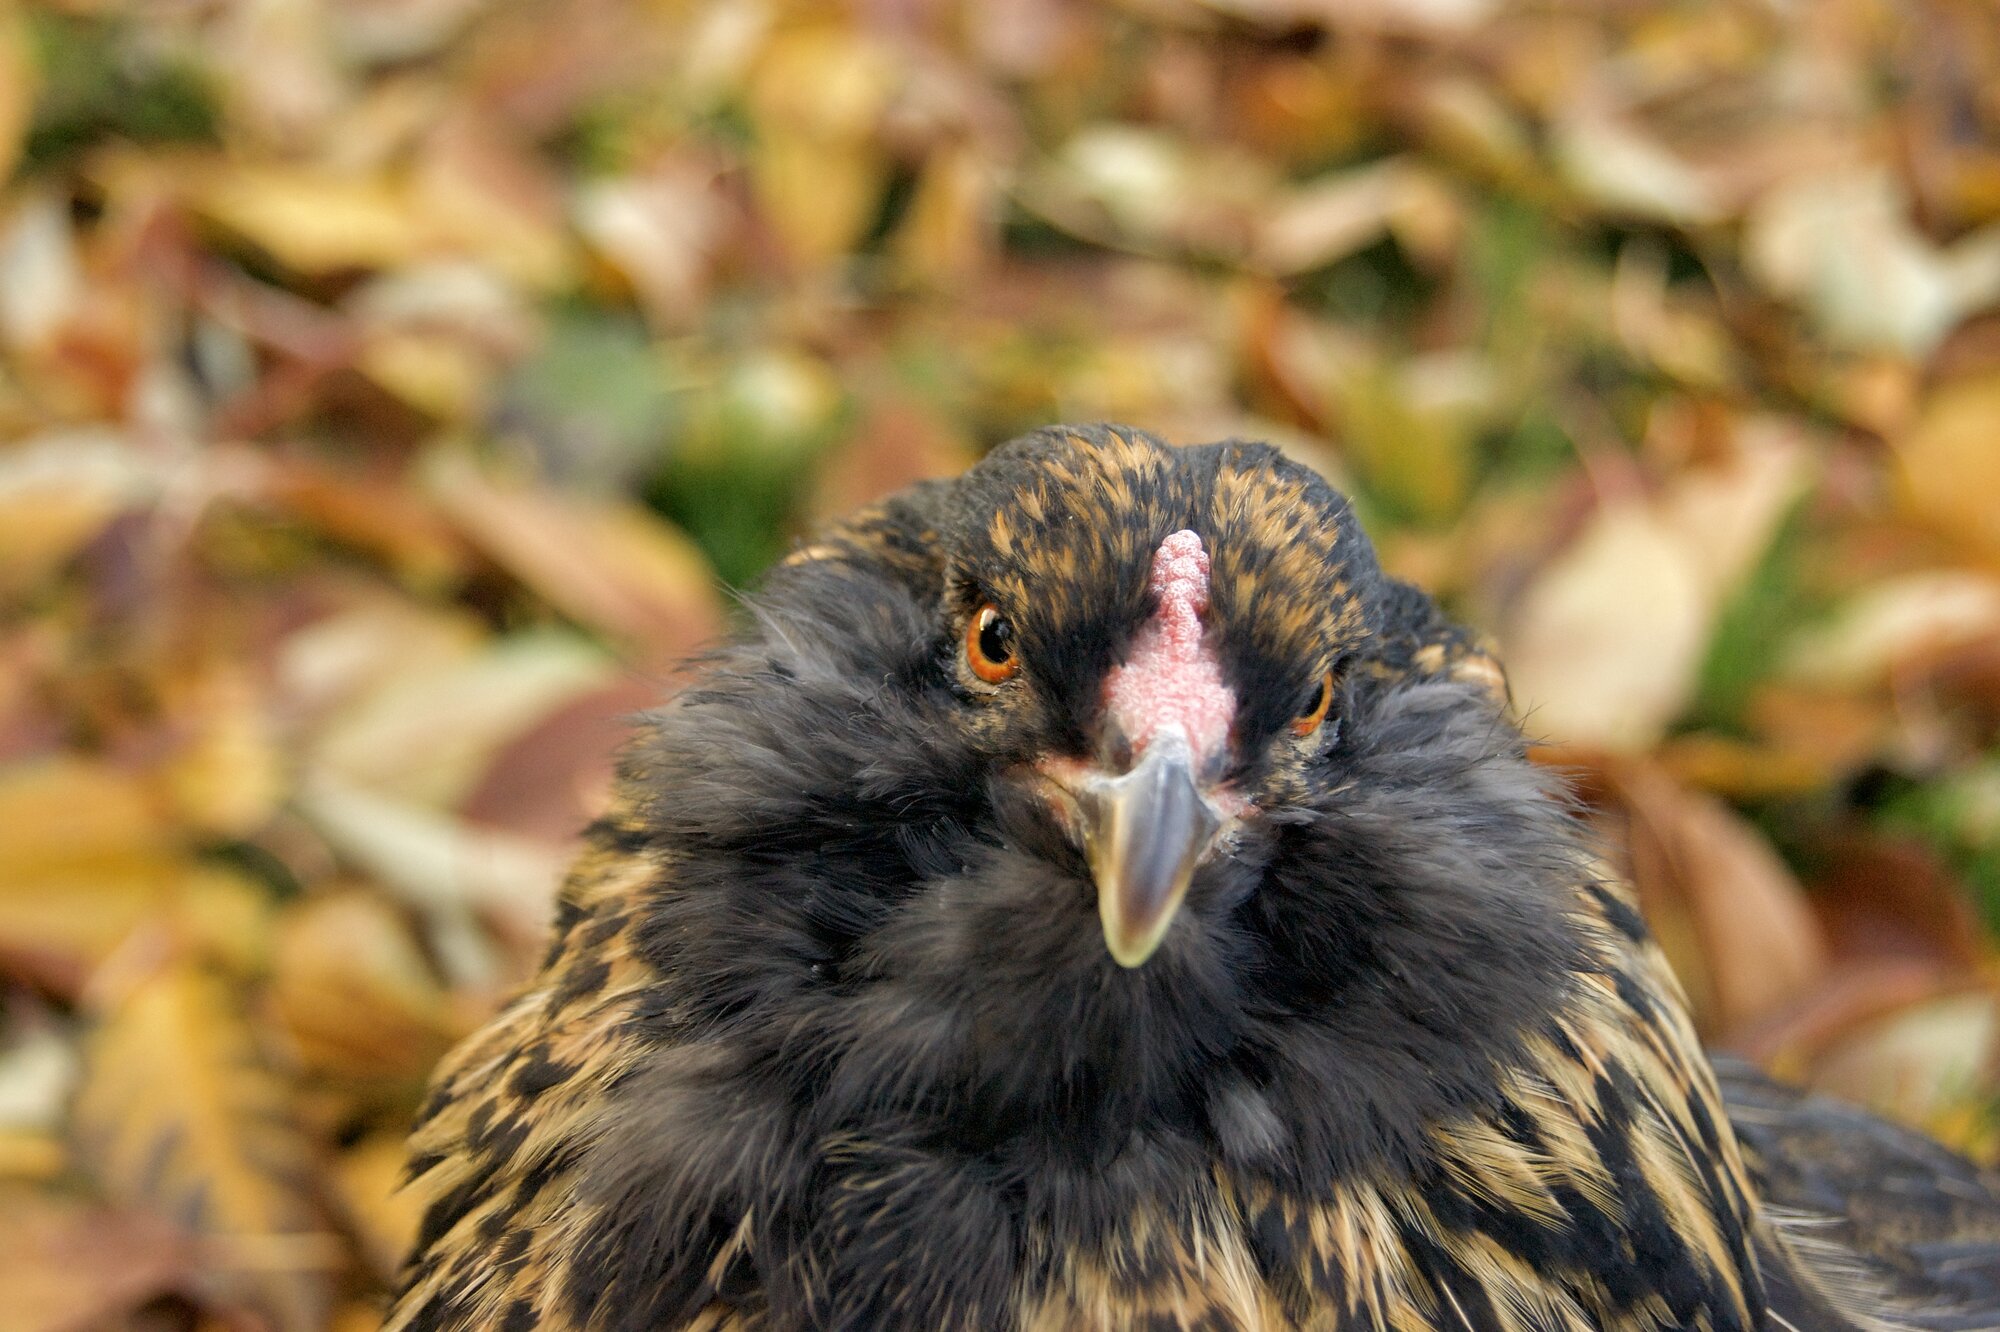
left=386, top=424, right=2000, bottom=1332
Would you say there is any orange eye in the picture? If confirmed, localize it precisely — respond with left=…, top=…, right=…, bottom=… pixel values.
left=1293, top=668, right=1334, bottom=736
left=965, top=603, right=1019, bottom=684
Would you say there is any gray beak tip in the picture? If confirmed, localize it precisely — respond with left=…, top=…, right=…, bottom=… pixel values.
left=1080, top=727, right=1225, bottom=968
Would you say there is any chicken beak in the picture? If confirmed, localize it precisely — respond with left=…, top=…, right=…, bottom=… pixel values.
left=1078, top=726, right=1224, bottom=968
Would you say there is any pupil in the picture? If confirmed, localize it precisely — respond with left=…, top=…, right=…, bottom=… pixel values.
left=1304, top=679, right=1326, bottom=716
left=980, top=615, right=1013, bottom=661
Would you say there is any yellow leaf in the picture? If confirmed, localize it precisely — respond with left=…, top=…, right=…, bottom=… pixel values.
left=0, top=9, right=34, bottom=185
left=0, top=759, right=273, bottom=988
left=746, top=26, right=895, bottom=265
left=268, top=890, right=461, bottom=1088
left=331, top=1132, right=427, bottom=1280
left=161, top=662, right=286, bottom=840
left=895, top=145, right=999, bottom=285
left=1898, top=375, right=2000, bottom=563
left=0, top=434, right=150, bottom=596
left=194, top=165, right=428, bottom=274
left=1330, top=354, right=1483, bottom=525
left=355, top=329, right=492, bottom=420
left=0, top=756, right=172, bottom=873
left=73, top=964, right=335, bottom=1332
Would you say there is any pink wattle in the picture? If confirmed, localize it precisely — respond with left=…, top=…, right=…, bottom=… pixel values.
left=1103, top=530, right=1236, bottom=764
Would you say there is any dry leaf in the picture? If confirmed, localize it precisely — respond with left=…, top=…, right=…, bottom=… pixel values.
left=1598, top=761, right=1830, bottom=1037
left=0, top=434, right=148, bottom=595
left=1897, top=374, right=2000, bottom=563
left=1745, top=167, right=2000, bottom=356
left=267, top=889, right=461, bottom=1088
left=195, top=165, right=429, bottom=275
left=296, top=774, right=566, bottom=938
left=1785, top=571, right=2000, bottom=690
left=1552, top=106, right=1719, bottom=224
left=160, top=660, right=285, bottom=840
left=0, top=1189, right=193, bottom=1332
left=307, top=630, right=611, bottom=809
left=745, top=26, right=895, bottom=265
left=426, top=449, right=722, bottom=662
left=330, top=1132, right=426, bottom=1279
left=0, top=195, right=83, bottom=355
left=1810, top=988, right=2000, bottom=1136
left=1504, top=502, right=1709, bottom=750
left=1252, top=160, right=1403, bottom=276
left=576, top=156, right=732, bottom=328
left=73, top=963, right=336, bottom=1332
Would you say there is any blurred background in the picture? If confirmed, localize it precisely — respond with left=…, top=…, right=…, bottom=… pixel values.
left=2, top=0, right=1999, bottom=1327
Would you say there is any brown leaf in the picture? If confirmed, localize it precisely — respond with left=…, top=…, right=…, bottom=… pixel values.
left=1505, top=437, right=1809, bottom=750
left=809, top=395, right=979, bottom=523
left=1814, top=834, right=1990, bottom=973
left=425, top=449, right=722, bottom=664
left=1571, top=758, right=1830, bottom=1037
left=458, top=676, right=659, bottom=841
left=0, top=1188, right=193, bottom=1332
left=73, top=963, right=336, bottom=1332
left=306, top=630, right=612, bottom=809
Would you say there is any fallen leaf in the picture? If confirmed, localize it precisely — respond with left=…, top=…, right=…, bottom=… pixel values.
left=1814, top=834, right=1989, bottom=973
left=0, top=1189, right=193, bottom=1332
left=194, top=165, right=428, bottom=275
left=0, top=9, right=34, bottom=185
left=267, top=889, right=462, bottom=1089
left=1896, top=374, right=2000, bottom=563
left=1745, top=167, right=2000, bottom=356
left=1252, top=160, right=1403, bottom=276
left=1809, top=987, right=2000, bottom=1137
left=0, top=1028, right=78, bottom=1136
left=745, top=26, right=895, bottom=265
left=296, top=773, right=566, bottom=957
left=0, top=433, right=149, bottom=595
left=1567, top=757, right=1830, bottom=1036
left=330, top=1132, right=426, bottom=1279
left=308, top=630, right=612, bottom=809
left=160, top=660, right=285, bottom=840
left=1784, top=570, right=2000, bottom=690
left=0, top=194, right=83, bottom=354
left=73, top=962, right=336, bottom=1332
left=426, top=448, right=722, bottom=662
left=894, top=143, right=1001, bottom=286
left=458, top=676, right=660, bottom=841
left=1505, top=502, right=1709, bottom=750
left=576, top=155, right=732, bottom=328
left=1553, top=105, right=1720, bottom=224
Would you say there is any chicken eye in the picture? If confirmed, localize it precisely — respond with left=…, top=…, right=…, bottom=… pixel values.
left=965, top=603, right=1019, bottom=683
left=1292, top=668, right=1334, bottom=736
